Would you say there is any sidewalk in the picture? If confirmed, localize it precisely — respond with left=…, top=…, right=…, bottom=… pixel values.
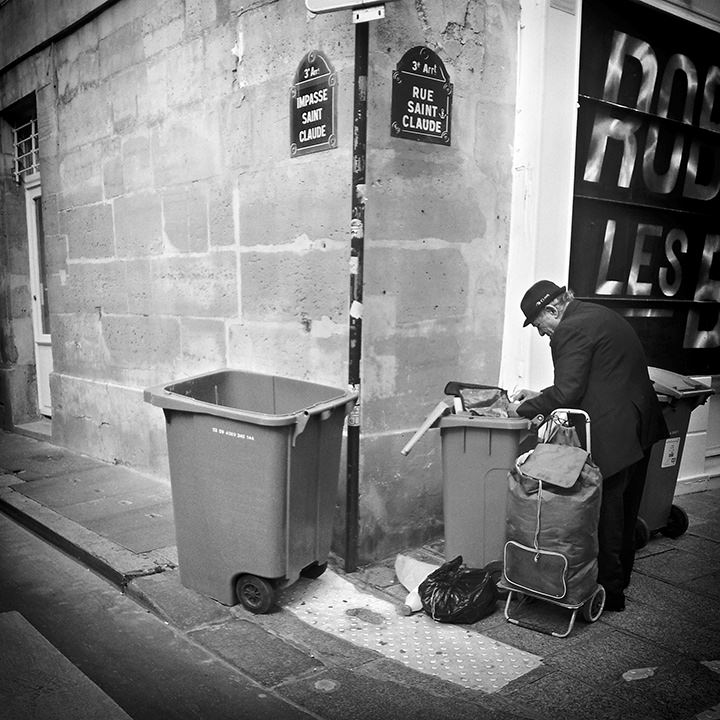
left=2, top=426, right=720, bottom=720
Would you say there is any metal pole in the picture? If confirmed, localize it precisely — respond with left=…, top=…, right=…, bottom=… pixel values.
left=345, top=19, right=368, bottom=573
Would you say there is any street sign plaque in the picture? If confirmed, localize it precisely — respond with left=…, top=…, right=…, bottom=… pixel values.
left=391, top=46, right=453, bottom=146
left=305, top=0, right=396, bottom=13
left=290, top=50, right=337, bottom=157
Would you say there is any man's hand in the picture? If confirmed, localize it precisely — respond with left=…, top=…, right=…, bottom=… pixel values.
left=507, top=401, right=521, bottom=417
left=507, top=388, right=541, bottom=418
left=510, top=388, right=540, bottom=403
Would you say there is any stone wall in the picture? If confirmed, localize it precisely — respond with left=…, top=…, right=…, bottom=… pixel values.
left=0, top=0, right=519, bottom=562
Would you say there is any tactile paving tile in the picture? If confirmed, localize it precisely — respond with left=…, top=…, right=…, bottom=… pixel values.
left=282, top=570, right=542, bottom=693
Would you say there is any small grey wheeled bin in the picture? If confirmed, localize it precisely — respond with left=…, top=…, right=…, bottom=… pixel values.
left=144, top=369, right=356, bottom=613
left=635, top=367, right=714, bottom=547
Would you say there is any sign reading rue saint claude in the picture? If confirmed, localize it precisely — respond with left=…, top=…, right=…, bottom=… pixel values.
left=391, top=47, right=452, bottom=146
left=290, top=50, right=337, bottom=157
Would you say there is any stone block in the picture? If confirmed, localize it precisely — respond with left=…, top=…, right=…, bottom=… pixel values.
left=179, top=318, right=226, bottom=370
left=185, top=0, right=217, bottom=38
left=138, top=56, right=168, bottom=121
left=367, top=245, right=469, bottom=325
left=0, top=368, right=14, bottom=430
left=201, top=24, right=236, bottom=102
left=102, top=154, right=124, bottom=199
left=58, top=145, right=105, bottom=209
left=151, top=108, right=220, bottom=186
left=240, top=246, right=346, bottom=323
left=61, top=203, right=114, bottom=260
left=38, top=152, right=61, bottom=206
left=52, top=19, right=100, bottom=67
left=101, top=314, right=181, bottom=372
left=97, top=0, right=146, bottom=40
left=55, top=42, right=100, bottom=101
left=208, top=180, right=234, bottom=247
left=341, top=434, right=442, bottom=564
left=9, top=315, right=33, bottom=365
left=150, top=252, right=237, bottom=317
left=114, top=192, right=163, bottom=257
left=0, top=362, right=37, bottom=425
left=51, top=372, right=171, bottom=473
left=140, top=0, right=185, bottom=36
left=50, top=313, right=106, bottom=380
left=123, top=258, right=153, bottom=315
left=36, top=85, right=59, bottom=144
left=161, top=185, right=208, bottom=253
left=227, top=320, right=345, bottom=384
left=141, top=17, right=184, bottom=59
left=98, top=19, right=144, bottom=78
left=367, top=152, right=487, bottom=243
left=53, top=260, right=127, bottom=314
left=236, top=161, right=347, bottom=247
left=109, top=66, right=147, bottom=133
left=164, top=38, right=206, bottom=109
left=56, top=84, right=112, bottom=150
left=40, top=194, right=60, bottom=239
left=9, top=278, right=31, bottom=319
left=121, top=134, right=153, bottom=191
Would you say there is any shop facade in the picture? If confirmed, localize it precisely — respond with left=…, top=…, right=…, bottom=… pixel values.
left=501, top=0, right=720, bottom=489
left=0, top=0, right=717, bottom=564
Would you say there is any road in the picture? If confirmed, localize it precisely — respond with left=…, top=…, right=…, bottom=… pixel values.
left=0, top=512, right=315, bottom=720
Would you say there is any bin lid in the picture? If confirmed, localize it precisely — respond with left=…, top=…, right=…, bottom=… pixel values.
left=648, top=366, right=714, bottom=400
left=436, top=413, right=531, bottom=430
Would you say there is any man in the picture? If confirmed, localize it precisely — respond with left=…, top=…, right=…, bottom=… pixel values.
left=508, top=280, right=667, bottom=611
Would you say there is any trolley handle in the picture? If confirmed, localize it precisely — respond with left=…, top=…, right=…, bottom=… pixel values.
left=543, top=408, right=591, bottom=455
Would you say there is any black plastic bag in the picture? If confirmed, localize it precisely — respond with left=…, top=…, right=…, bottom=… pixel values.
left=418, top=556, right=498, bottom=624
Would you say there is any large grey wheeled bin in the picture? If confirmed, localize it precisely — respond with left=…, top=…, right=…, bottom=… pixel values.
left=144, top=369, right=356, bottom=613
left=635, top=367, right=714, bottom=548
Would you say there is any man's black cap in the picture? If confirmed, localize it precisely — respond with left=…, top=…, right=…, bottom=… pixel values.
left=521, top=280, right=566, bottom=327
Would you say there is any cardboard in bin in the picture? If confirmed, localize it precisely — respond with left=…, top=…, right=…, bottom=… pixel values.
left=144, top=369, right=357, bottom=608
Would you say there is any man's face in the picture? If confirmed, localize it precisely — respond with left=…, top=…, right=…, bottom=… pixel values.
left=531, top=306, right=560, bottom=337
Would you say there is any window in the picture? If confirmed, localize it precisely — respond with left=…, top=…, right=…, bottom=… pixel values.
left=12, top=117, right=39, bottom=182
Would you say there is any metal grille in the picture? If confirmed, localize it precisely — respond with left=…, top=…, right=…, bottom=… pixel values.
left=12, top=118, right=39, bottom=182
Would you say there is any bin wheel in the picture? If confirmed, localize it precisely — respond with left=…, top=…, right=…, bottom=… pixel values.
left=634, top=517, right=650, bottom=550
left=582, top=585, right=605, bottom=623
left=235, top=575, right=275, bottom=614
left=660, top=504, right=689, bottom=539
left=482, top=560, right=507, bottom=599
left=300, top=561, right=327, bottom=579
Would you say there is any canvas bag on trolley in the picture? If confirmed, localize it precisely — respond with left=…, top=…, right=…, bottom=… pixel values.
left=503, top=414, right=603, bottom=605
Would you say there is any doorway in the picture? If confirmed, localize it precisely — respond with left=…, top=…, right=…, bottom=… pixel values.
left=24, top=173, right=53, bottom=417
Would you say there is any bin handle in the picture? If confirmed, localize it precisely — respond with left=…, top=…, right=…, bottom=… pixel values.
left=292, top=411, right=310, bottom=445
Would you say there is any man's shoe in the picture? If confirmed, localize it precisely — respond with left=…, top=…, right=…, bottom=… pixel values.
left=604, top=592, right=626, bottom=612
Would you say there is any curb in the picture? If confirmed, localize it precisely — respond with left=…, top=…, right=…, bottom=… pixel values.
left=0, top=486, right=176, bottom=589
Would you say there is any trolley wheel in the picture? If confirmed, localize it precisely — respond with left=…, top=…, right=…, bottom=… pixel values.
left=660, top=504, right=689, bottom=539
left=582, top=585, right=605, bottom=623
left=634, top=517, right=650, bottom=550
left=300, top=561, right=327, bottom=579
left=235, top=574, right=275, bottom=614
left=483, top=560, right=507, bottom=599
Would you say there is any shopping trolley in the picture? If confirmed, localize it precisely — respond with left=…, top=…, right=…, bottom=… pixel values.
left=498, top=409, right=605, bottom=638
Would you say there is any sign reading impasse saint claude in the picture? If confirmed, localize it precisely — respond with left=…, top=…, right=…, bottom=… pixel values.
left=290, top=50, right=337, bottom=157
left=391, top=46, right=452, bottom=146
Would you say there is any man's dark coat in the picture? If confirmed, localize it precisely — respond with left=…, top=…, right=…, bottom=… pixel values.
left=517, top=300, right=667, bottom=478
